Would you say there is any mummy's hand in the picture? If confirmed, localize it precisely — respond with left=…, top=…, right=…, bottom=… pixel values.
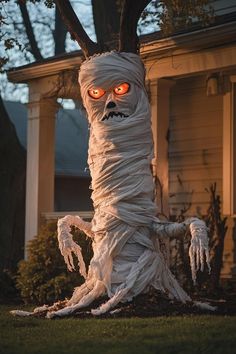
left=185, top=218, right=211, bottom=284
left=57, top=216, right=87, bottom=279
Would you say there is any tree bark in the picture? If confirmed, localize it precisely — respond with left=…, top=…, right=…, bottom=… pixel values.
left=55, top=0, right=100, bottom=58
left=92, top=0, right=121, bottom=51
left=0, top=96, right=26, bottom=270
left=119, top=0, right=152, bottom=53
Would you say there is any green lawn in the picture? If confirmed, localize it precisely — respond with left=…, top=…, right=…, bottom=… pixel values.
left=0, top=305, right=235, bottom=354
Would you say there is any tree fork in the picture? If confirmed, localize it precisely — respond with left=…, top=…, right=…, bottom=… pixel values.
left=55, top=0, right=100, bottom=58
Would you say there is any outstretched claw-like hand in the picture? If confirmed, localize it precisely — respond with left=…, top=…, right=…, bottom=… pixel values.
left=186, top=218, right=211, bottom=284
left=57, top=218, right=87, bottom=279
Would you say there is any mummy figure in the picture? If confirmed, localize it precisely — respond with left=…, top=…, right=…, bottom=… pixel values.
left=11, top=51, right=213, bottom=318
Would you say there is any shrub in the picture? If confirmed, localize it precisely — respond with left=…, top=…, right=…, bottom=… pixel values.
left=169, top=183, right=227, bottom=296
left=16, top=222, right=93, bottom=304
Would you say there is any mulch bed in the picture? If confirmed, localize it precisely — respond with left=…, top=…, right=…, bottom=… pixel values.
left=6, top=288, right=236, bottom=319
left=65, top=288, right=236, bottom=319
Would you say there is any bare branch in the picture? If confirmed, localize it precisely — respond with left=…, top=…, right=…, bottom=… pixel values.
left=18, top=1, right=43, bottom=61
left=55, top=0, right=100, bottom=58
left=54, top=5, right=67, bottom=55
left=119, top=0, right=152, bottom=53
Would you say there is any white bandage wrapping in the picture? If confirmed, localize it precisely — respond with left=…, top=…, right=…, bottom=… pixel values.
left=65, top=52, right=192, bottom=311
left=11, top=52, right=213, bottom=319
left=54, top=52, right=211, bottom=315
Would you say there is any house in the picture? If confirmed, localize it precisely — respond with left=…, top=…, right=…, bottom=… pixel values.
left=7, top=3, right=236, bottom=281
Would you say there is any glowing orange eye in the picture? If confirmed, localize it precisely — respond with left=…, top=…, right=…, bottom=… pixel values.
left=88, top=87, right=106, bottom=99
left=114, top=82, right=130, bottom=96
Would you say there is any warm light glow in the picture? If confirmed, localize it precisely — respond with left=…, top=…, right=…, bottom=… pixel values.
left=114, top=82, right=130, bottom=95
left=88, top=83, right=130, bottom=99
left=88, top=87, right=106, bottom=99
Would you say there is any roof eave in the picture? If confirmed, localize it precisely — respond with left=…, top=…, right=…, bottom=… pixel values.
left=8, top=20, right=236, bottom=84
left=8, top=53, right=84, bottom=83
left=140, top=20, right=236, bottom=58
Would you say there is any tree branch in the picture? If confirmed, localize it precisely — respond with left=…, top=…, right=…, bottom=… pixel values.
left=119, top=0, right=152, bottom=53
left=55, top=0, right=100, bottom=58
left=18, top=1, right=43, bottom=61
left=54, top=5, right=67, bottom=55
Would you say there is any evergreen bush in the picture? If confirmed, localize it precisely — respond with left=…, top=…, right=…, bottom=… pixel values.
left=16, top=222, right=93, bottom=304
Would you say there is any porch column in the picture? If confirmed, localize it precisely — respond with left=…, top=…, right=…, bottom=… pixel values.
left=150, top=78, right=175, bottom=217
left=149, top=79, right=174, bottom=264
left=25, top=96, right=59, bottom=256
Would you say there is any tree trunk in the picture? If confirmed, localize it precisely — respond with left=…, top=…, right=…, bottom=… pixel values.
left=92, top=0, right=121, bottom=51
left=0, top=96, right=26, bottom=271
left=119, top=0, right=151, bottom=53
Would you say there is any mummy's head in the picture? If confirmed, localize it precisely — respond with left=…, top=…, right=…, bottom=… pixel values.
left=79, top=52, right=147, bottom=125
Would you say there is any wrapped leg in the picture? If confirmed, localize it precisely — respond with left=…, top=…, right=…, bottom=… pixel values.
left=10, top=300, right=68, bottom=317
left=67, top=279, right=95, bottom=306
left=47, top=280, right=105, bottom=318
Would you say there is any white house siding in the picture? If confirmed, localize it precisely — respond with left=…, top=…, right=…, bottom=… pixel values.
left=168, top=75, right=223, bottom=217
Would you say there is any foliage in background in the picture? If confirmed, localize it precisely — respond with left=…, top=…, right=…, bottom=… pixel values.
left=169, top=205, right=194, bottom=293
left=16, top=222, right=93, bottom=304
left=169, top=183, right=228, bottom=295
left=200, top=183, right=228, bottom=292
left=140, top=0, right=215, bottom=35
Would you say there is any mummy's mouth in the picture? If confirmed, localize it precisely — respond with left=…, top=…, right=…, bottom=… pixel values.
left=101, top=111, right=128, bottom=121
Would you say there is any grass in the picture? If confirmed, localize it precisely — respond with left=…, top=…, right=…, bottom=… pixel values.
left=0, top=305, right=235, bottom=354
